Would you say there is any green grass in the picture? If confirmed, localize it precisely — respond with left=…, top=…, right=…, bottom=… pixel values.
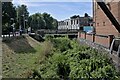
left=2, top=35, right=51, bottom=78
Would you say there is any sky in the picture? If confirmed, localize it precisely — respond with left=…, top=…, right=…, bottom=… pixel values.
left=12, top=0, right=93, bottom=21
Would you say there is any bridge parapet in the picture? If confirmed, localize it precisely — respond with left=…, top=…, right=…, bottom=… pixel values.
left=36, top=29, right=79, bottom=36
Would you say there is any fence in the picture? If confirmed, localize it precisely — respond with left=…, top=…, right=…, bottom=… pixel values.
left=78, top=31, right=114, bottom=48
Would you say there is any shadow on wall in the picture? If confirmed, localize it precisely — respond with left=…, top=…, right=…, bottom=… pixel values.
left=2, top=36, right=36, bottom=53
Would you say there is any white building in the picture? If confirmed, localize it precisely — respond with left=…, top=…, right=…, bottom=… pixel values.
left=58, top=15, right=92, bottom=30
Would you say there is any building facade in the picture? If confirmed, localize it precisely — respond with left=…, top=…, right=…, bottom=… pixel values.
left=58, top=16, right=92, bottom=30
left=78, top=1, right=120, bottom=48
left=93, top=0, right=120, bottom=37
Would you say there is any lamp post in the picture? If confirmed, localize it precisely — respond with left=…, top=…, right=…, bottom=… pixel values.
left=10, top=18, right=15, bottom=36
left=25, top=19, right=28, bottom=33
left=21, top=14, right=25, bottom=33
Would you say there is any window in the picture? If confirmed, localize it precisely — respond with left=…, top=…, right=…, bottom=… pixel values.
left=97, top=23, right=99, bottom=26
left=103, top=22, right=105, bottom=26
left=77, top=20, right=79, bottom=24
left=71, top=20, right=73, bottom=25
left=107, top=3, right=111, bottom=10
left=67, top=22, right=68, bottom=25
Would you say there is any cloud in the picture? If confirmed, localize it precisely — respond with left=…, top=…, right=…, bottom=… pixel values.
left=12, top=0, right=93, bottom=20
left=12, top=0, right=92, bottom=8
left=12, top=0, right=92, bottom=3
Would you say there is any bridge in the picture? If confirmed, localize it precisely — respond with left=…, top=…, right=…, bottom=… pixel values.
left=35, top=29, right=79, bottom=38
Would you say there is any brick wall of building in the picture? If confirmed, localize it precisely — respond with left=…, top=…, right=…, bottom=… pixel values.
left=78, top=1, right=120, bottom=48
left=118, top=2, right=120, bottom=23
left=94, top=1, right=120, bottom=37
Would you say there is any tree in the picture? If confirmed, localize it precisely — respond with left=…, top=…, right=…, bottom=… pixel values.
left=28, top=13, right=44, bottom=31
left=16, top=5, right=29, bottom=31
left=70, top=15, right=80, bottom=19
left=52, top=19, right=58, bottom=29
left=42, top=12, right=53, bottom=29
left=84, top=13, right=90, bottom=17
left=28, top=12, right=58, bottom=32
left=2, top=2, right=16, bottom=35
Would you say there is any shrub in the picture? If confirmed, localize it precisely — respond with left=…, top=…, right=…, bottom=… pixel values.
left=38, top=37, right=119, bottom=79
left=41, top=41, right=53, bottom=57
left=52, top=37, right=72, bottom=52
left=44, top=35, right=54, bottom=41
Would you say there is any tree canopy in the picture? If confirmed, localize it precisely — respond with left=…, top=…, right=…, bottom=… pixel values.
left=2, top=3, right=29, bottom=34
left=16, top=5, right=29, bottom=30
left=2, top=2, right=59, bottom=34
left=84, top=13, right=90, bottom=17
left=2, top=2, right=16, bottom=34
left=70, top=15, right=80, bottom=19
left=28, top=12, right=58, bottom=32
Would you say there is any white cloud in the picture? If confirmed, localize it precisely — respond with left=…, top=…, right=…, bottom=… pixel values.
left=12, top=0, right=92, bottom=7
left=7, top=0, right=120, bottom=3
left=12, top=0, right=92, bottom=3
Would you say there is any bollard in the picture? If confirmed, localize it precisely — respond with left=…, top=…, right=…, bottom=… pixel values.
left=84, top=32, right=86, bottom=39
left=92, top=34, right=95, bottom=42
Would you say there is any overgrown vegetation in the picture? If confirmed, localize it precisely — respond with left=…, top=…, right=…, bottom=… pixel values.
left=29, top=35, right=120, bottom=79
left=2, top=35, right=120, bottom=79
left=2, top=35, right=46, bottom=78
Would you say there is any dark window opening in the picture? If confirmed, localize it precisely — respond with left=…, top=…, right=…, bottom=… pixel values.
left=113, top=40, right=120, bottom=52
left=103, top=22, right=105, bottom=26
left=80, top=27, right=83, bottom=30
left=97, top=23, right=99, bottom=26
left=71, top=20, right=73, bottom=25
left=107, top=3, right=111, bottom=10
left=77, top=20, right=79, bottom=24
left=67, top=22, right=68, bottom=25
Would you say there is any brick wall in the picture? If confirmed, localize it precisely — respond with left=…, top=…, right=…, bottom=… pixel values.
left=80, top=32, right=86, bottom=39
left=118, top=1, right=120, bottom=24
left=94, top=2, right=120, bottom=37
left=78, top=2, right=120, bottom=48
left=94, top=35, right=109, bottom=47
left=86, top=34, right=94, bottom=42
left=78, top=32, right=114, bottom=48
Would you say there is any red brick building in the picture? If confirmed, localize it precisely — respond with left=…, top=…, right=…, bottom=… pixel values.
left=93, top=0, right=120, bottom=37
left=78, top=1, right=120, bottom=69
left=78, top=1, right=120, bottom=48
